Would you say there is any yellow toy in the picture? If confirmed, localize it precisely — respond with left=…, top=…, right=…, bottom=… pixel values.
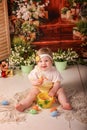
left=37, top=92, right=54, bottom=108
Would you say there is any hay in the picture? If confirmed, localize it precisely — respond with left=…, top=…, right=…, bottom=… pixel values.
left=0, top=95, right=26, bottom=123
left=0, top=88, right=87, bottom=124
left=63, top=87, right=87, bottom=124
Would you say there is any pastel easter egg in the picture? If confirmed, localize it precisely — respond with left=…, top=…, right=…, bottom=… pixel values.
left=32, top=105, right=39, bottom=111
left=50, top=107, right=57, bottom=112
left=1, top=100, right=9, bottom=105
left=50, top=110, right=58, bottom=117
left=29, top=109, right=38, bottom=114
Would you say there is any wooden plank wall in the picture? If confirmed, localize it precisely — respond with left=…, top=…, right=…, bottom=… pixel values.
left=0, top=0, right=10, bottom=61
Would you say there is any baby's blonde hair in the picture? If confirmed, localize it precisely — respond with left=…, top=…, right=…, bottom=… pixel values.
left=36, top=47, right=53, bottom=58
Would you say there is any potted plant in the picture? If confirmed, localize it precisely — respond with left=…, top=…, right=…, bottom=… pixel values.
left=53, top=48, right=79, bottom=71
left=9, top=37, right=36, bottom=73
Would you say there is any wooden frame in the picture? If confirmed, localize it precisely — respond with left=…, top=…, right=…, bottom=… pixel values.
left=0, top=0, right=10, bottom=61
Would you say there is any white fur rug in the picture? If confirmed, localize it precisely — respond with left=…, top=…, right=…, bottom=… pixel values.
left=0, top=87, right=87, bottom=124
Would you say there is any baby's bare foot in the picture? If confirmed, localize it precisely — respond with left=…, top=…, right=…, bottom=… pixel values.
left=15, top=104, right=25, bottom=112
left=62, top=103, right=72, bottom=110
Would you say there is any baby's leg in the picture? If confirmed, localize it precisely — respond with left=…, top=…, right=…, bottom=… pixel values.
left=16, top=87, right=40, bottom=112
left=57, top=88, right=72, bottom=110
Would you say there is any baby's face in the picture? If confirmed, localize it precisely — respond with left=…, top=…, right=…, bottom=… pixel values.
left=37, top=56, right=52, bottom=71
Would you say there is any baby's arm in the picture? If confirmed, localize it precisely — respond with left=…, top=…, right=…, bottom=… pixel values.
left=49, top=81, right=61, bottom=97
left=28, top=69, right=43, bottom=86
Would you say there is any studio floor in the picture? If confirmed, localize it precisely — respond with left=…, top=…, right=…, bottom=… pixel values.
left=0, top=64, right=87, bottom=130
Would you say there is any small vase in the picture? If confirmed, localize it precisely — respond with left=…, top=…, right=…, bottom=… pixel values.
left=21, top=65, right=33, bottom=74
left=55, top=61, right=67, bottom=72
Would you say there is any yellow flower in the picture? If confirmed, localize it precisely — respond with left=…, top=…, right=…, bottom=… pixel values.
left=36, top=55, right=40, bottom=62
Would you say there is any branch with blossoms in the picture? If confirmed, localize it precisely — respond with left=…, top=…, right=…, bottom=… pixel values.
left=8, top=0, right=50, bottom=67
left=9, top=0, right=50, bottom=42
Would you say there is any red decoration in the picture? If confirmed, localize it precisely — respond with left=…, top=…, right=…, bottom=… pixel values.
left=1, top=71, right=7, bottom=78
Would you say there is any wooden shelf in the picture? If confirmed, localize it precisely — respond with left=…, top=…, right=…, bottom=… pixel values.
left=32, top=21, right=82, bottom=52
left=33, top=39, right=82, bottom=52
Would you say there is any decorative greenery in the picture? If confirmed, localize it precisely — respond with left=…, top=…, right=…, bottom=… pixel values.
left=61, top=7, right=69, bottom=14
left=53, top=48, right=79, bottom=63
left=9, top=37, right=36, bottom=66
left=74, top=0, right=87, bottom=3
left=76, top=20, right=87, bottom=35
left=67, top=0, right=73, bottom=6
left=81, top=41, right=87, bottom=47
left=67, top=0, right=87, bottom=6
left=79, top=2, right=87, bottom=18
left=21, top=21, right=39, bottom=42
left=9, top=0, right=50, bottom=42
left=80, top=41, right=87, bottom=58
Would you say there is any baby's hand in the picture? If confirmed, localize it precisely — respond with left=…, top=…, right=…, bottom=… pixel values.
left=48, top=91, right=55, bottom=97
left=32, top=77, right=43, bottom=86
left=39, top=76, right=44, bottom=84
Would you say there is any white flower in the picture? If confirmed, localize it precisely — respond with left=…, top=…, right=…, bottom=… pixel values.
left=53, top=48, right=79, bottom=62
left=11, top=0, right=50, bottom=42
left=9, top=42, right=36, bottom=66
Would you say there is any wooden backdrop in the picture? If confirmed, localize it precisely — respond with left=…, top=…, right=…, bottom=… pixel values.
left=0, top=0, right=10, bottom=61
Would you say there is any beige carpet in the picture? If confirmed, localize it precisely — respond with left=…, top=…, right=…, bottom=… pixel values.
left=0, top=87, right=87, bottom=124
